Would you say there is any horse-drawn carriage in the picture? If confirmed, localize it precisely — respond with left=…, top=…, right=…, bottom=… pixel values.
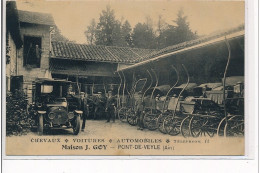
left=115, top=38, right=244, bottom=138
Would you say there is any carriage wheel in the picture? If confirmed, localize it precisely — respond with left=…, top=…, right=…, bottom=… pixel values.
left=157, top=113, right=168, bottom=134
left=190, top=116, right=216, bottom=138
left=224, top=115, right=244, bottom=137
left=118, top=107, right=128, bottom=122
left=189, top=116, right=205, bottom=138
left=205, top=120, right=216, bottom=138
left=143, top=113, right=158, bottom=131
left=163, top=116, right=181, bottom=136
left=217, top=117, right=227, bottom=136
left=180, top=116, right=191, bottom=138
left=127, top=110, right=138, bottom=126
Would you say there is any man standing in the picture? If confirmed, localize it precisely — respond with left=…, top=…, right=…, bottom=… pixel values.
left=81, top=93, right=89, bottom=131
left=105, top=90, right=117, bottom=122
left=136, top=91, right=144, bottom=130
left=94, top=91, right=106, bottom=120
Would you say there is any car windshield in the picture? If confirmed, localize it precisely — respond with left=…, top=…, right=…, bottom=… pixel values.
left=37, top=82, right=69, bottom=98
left=41, top=85, right=53, bottom=94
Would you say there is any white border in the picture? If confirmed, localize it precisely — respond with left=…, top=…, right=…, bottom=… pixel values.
left=1, top=0, right=259, bottom=170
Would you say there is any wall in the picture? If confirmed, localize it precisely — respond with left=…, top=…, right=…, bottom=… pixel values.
left=18, top=23, right=51, bottom=102
left=50, top=59, right=118, bottom=77
left=6, top=31, right=18, bottom=91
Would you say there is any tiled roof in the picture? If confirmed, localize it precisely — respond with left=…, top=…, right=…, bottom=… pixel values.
left=51, top=41, right=157, bottom=63
left=18, top=10, right=55, bottom=26
left=51, top=25, right=244, bottom=64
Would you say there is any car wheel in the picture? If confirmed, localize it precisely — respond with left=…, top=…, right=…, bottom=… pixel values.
left=38, top=114, right=43, bottom=136
left=73, top=116, right=81, bottom=135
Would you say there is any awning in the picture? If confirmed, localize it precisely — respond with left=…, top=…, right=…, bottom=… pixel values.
left=49, top=59, right=117, bottom=77
left=117, top=29, right=244, bottom=72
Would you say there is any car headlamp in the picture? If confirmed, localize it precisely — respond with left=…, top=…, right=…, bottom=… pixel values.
left=68, top=112, right=75, bottom=119
left=48, top=112, right=55, bottom=119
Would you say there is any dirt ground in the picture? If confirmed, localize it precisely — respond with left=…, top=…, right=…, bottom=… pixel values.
left=26, top=119, right=170, bottom=138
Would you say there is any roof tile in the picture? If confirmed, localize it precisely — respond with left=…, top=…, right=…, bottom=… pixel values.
left=51, top=41, right=156, bottom=63
left=18, top=10, right=55, bottom=26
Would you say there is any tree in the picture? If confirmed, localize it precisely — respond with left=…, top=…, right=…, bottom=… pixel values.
left=51, top=26, right=71, bottom=43
left=85, top=19, right=96, bottom=45
left=95, top=5, right=118, bottom=46
left=160, top=25, right=176, bottom=47
left=132, top=17, right=156, bottom=49
left=111, top=20, right=124, bottom=46
left=156, top=15, right=168, bottom=49
left=121, top=20, right=133, bottom=47
left=90, top=5, right=132, bottom=47
left=173, top=8, right=197, bottom=44
left=156, top=8, right=197, bottom=48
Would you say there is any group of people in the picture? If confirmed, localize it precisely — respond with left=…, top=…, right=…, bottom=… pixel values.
left=77, top=90, right=117, bottom=132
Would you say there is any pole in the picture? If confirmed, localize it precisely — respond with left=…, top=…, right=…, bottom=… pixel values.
left=223, top=37, right=231, bottom=126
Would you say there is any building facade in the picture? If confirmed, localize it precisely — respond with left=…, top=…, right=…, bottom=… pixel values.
left=6, top=6, right=155, bottom=102
left=6, top=3, right=244, bottom=103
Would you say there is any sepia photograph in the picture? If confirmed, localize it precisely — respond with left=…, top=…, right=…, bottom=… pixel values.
left=3, top=0, right=246, bottom=156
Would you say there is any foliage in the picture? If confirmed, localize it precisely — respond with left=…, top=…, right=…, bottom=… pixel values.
left=6, top=46, right=11, bottom=64
left=172, top=8, right=197, bottom=44
left=6, top=32, right=11, bottom=64
left=85, top=6, right=133, bottom=47
left=51, top=26, right=71, bottom=43
left=120, top=20, right=133, bottom=47
left=6, top=90, right=35, bottom=136
left=156, top=9, right=197, bottom=48
left=95, top=5, right=118, bottom=46
left=132, top=22, right=156, bottom=49
left=85, top=19, right=96, bottom=45
left=84, top=7, right=197, bottom=49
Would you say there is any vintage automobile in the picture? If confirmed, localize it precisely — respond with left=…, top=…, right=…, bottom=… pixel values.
left=33, top=78, right=82, bottom=135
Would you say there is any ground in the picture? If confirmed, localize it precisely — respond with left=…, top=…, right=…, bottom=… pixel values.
left=28, top=119, right=170, bottom=137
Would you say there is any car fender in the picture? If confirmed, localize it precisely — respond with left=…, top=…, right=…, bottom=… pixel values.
left=37, top=110, right=46, bottom=115
left=74, top=110, right=83, bottom=115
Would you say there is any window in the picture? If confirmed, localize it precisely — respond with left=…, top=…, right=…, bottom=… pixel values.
left=23, top=36, right=42, bottom=68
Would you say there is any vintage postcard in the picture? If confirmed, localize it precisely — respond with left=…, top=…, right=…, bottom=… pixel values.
left=3, top=0, right=246, bottom=157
